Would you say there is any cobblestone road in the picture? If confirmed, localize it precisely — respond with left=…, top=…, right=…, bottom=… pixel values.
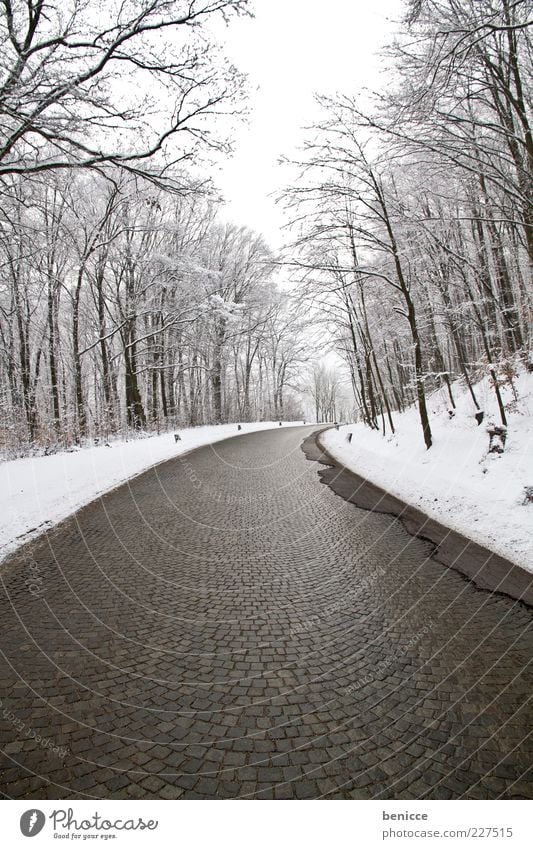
left=1, top=426, right=532, bottom=799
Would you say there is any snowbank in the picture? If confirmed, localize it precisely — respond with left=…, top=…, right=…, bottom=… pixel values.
left=0, top=421, right=305, bottom=562
left=322, top=372, right=533, bottom=572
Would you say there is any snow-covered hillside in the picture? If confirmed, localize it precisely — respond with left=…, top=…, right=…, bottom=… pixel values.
left=0, top=421, right=305, bottom=562
left=322, top=371, right=533, bottom=572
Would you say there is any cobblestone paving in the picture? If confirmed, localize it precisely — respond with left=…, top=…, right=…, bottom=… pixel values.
left=1, top=426, right=532, bottom=799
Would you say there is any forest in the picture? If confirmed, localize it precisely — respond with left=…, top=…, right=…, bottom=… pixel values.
left=0, top=0, right=531, bottom=455
left=0, top=0, right=309, bottom=455
left=284, top=0, right=532, bottom=449
left=0, top=172, right=307, bottom=451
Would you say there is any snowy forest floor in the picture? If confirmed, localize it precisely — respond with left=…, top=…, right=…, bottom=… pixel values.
left=322, top=370, right=533, bottom=573
left=0, top=421, right=305, bottom=562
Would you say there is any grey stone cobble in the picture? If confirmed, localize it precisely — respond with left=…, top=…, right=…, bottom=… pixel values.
left=0, top=425, right=532, bottom=799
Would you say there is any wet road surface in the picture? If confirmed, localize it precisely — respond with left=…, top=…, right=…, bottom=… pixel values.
left=0, top=426, right=531, bottom=799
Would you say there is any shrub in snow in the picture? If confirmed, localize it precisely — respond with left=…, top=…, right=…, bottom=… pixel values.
left=487, top=424, right=507, bottom=454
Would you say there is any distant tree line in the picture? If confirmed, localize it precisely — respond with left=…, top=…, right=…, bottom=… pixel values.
left=0, top=172, right=307, bottom=453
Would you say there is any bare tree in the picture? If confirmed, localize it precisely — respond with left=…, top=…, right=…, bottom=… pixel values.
left=0, top=0, right=250, bottom=181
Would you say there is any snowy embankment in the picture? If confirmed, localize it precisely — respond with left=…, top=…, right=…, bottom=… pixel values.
left=0, top=421, right=305, bottom=562
left=322, top=372, right=533, bottom=572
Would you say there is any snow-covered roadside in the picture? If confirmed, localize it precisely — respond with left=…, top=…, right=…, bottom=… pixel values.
left=0, top=421, right=306, bottom=562
left=322, top=372, right=533, bottom=572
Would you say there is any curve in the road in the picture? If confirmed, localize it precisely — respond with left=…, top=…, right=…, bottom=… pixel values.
left=0, top=425, right=531, bottom=799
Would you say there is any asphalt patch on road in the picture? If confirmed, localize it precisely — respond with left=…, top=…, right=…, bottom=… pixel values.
left=301, top=428, right=533, bottom=608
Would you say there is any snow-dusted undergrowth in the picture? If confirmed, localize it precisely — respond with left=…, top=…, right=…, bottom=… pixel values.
left=0, top=421, right=305, bottom=562
left=322, top=371, right=533, bottom=572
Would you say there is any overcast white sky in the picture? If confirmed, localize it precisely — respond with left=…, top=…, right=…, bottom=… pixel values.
left=213, top=0, right=405, bottom=248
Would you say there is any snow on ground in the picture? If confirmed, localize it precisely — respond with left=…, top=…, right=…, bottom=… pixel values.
left=0, top=421, right=306, bottom=562
left=322, top=371, right=533, bottom=572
